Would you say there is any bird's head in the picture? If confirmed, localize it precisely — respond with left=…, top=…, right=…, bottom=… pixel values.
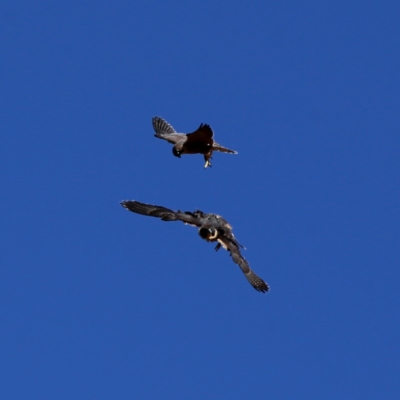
left=172, top=145, right=182, bottom=158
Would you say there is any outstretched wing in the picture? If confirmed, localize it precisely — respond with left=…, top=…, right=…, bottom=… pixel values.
left=218, top=236, right=269, bottom=293
left=212, top=141, right=238, bottom=154
left=152, top=116, right=185, bottom=144
left=186, top=123, right=214, bottom=143
left=121, top=200, right=203, bottom=227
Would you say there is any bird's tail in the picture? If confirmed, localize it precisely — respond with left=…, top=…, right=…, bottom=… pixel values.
left=154, top=132, right=168, bottom=140
left=212, top=142, right=238, bottom=154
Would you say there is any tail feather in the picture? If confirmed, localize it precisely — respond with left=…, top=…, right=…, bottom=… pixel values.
left=152, top=116, right=177, bottom=135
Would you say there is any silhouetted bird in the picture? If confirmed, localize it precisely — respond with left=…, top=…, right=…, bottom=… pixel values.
left=152, top=116, right=237, bottom=168
left=121, top=200, right=269, bottom=293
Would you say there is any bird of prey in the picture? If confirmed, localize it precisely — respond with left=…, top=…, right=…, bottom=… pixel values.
left=152, top=116, right=238, bottom=168
left=121, top=200, right=269, bottom=293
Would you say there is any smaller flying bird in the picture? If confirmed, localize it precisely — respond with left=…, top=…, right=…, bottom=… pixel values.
left=121, top=200, right=269, bottom=293
left=152, top=116, right=238, bottom=168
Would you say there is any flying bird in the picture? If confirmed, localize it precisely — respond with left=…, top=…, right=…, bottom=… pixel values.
left=152, top=116, right=238, bottom=168
left=121, top=200, right=269, bottom=293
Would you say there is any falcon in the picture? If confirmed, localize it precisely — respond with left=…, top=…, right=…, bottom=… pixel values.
left=152, top=116, right=238, bottom=168
left=121, top=200, right=269, bottom=293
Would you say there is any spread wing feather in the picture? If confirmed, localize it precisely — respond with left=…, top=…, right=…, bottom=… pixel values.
left=218, top=236, right=269, bottom=293
left=121, top=200, right=202, bottom=226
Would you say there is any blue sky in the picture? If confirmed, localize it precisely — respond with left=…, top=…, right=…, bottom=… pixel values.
left=1, top=1, right=399, bottom=398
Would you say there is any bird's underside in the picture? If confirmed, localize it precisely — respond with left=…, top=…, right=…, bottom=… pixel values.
left=121, top=200, right=269, bottom=293
left=152, top=116, right=238, bottom=168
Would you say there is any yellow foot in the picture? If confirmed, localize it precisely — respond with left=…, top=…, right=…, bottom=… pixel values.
left=204, top=160, right=212, bottom=168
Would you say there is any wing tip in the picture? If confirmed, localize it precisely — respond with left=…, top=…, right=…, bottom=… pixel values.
left=121, top=200, right=135, bottom=210
left=247, top=273, right=270, bottom=293
left=254, top=281, right=270, bottom=293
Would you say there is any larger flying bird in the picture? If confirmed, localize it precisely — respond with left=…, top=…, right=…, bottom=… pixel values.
left=121, top=200, right=269, bottom=293
left=152, top=116, right=238, bottom=168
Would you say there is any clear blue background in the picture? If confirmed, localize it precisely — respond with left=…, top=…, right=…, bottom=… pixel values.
left=1, top=1, right=399, bottom=399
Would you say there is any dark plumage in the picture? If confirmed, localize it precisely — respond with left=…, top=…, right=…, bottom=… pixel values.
left=152, top=116, right=238, bottom=168
left=121, top=200, right=269, bottom=293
